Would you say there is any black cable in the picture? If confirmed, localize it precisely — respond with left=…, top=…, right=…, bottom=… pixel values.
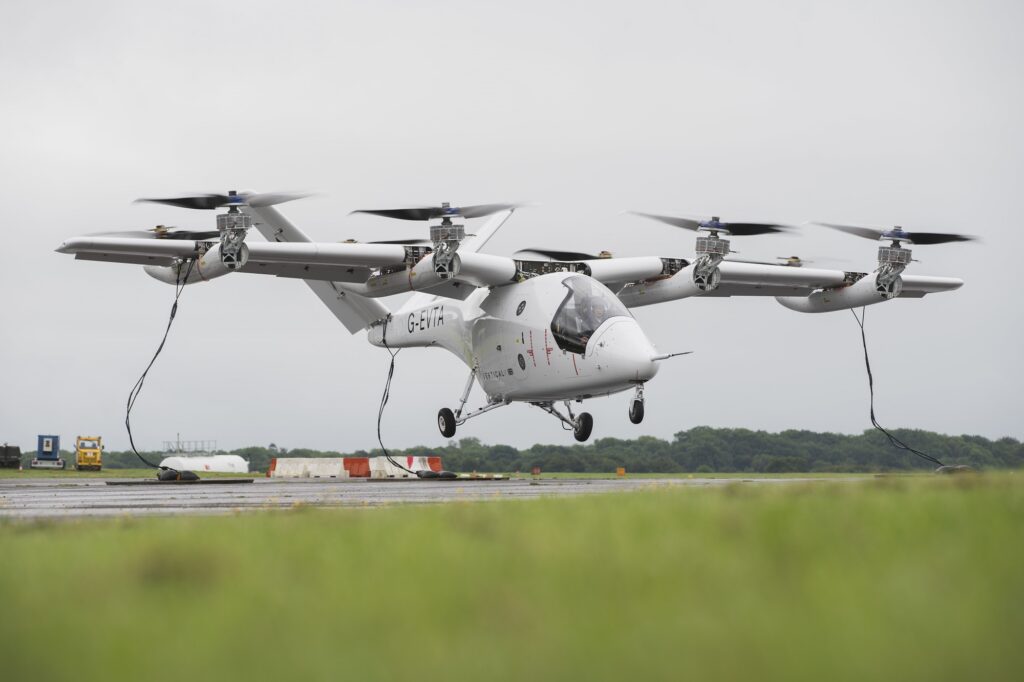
left=377, top=315, right=416, bottom=475
left=125, top=258, right=195, bottom=471
left=851, top=307, right=944, bottom=468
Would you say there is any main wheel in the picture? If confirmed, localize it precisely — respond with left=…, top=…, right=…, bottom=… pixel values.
left=437, top=408, right=457, bottom=438
left=573, top=412, right=594, bottom=442
left=629, top=400, right=645, bottom=424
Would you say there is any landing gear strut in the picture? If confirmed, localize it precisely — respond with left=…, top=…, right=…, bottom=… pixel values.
left=629, top=384, right=645, bottom=425
left=437, top=366, right=508, bottom=437
left=533, top=401, right=594, bottom=442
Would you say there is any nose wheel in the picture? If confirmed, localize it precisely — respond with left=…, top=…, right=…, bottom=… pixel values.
left=628, top=384, right=645, bottom=424
left=628, top=400, right=644, bottom=424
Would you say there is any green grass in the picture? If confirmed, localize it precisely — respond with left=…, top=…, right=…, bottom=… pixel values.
left=1, top=475, right=1022, bottom=681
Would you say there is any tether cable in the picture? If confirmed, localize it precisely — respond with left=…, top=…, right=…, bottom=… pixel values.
left=125, top=258, right=196, bottom=471
left=377, top=315, right=416, bottom=475
left=851, top=306, right=944, bottom=467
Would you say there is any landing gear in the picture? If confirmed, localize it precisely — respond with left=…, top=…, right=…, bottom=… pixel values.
left=533, top=401, right=595, bottom=442
left=436, top=365, right=509, bottom=437
left=573, top=412, right=594, bottom=442
left=438, top=408, right=456, bottom=438
left=628, top=384, right=645, bottom=424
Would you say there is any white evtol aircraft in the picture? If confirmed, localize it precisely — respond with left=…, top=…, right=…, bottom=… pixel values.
left=57, top=191, right=969, bottom=442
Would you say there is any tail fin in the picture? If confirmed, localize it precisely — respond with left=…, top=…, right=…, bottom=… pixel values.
left=244, top=204, right=389, bottom=333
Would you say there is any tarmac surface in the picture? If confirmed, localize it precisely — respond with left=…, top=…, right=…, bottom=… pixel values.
left=0, top=475, right=862, bottom=519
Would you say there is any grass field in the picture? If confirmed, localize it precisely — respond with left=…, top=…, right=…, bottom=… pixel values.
left=1, top=474, right=1021, bottom=681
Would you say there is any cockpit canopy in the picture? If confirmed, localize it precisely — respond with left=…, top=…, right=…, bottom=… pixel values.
left=550, top=275, right=631, bottom=354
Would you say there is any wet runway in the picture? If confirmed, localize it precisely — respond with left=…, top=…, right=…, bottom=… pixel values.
left=0, top=475, right=860, bottom=519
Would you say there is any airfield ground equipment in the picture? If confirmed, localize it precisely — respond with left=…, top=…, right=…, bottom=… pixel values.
left=74, top=436, right=103, bottom=471
left=0, top=444, right=22, bottom=469
left=31, top=435, right=64, bottom=470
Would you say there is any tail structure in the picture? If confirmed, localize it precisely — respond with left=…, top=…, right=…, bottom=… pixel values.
left=243, top=204, right=389, bottom=334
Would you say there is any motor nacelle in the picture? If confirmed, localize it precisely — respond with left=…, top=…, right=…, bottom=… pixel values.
left=143, top=242, right=249, bottom=285
left=776, top=272, right=900, bottom=313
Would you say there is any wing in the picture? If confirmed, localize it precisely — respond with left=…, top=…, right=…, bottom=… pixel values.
left=616, top=259, right=963, bottom=311
left=55, top=236, right=515, bottom=302
left=56, top=237, right=409, bottom=271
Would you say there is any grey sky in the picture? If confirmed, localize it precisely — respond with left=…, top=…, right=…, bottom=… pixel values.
left=1, top=0, right=1021, bottom=453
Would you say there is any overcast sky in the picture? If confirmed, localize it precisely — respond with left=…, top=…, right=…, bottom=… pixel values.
left=1, top=0, right=1021, bottom=454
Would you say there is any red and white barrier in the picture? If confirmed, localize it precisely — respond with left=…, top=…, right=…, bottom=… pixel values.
left=268, top=456, right=442, bottom=479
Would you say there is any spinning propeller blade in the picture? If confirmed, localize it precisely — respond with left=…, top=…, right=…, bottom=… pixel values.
left=627, top=211, right=789, bottom=236
left=351, top=202, right=518, bottom=221
left=814, top=222, right=975, bottom=245
left=89, top=226, right=221, bottom=241
left=135, top=191, right=310, bottom=210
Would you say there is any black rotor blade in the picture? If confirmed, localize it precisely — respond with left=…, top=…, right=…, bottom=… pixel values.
left=815, top=222, right=885, bottom=240
left=719, top=222, right=787, bottom=236
left=905, top=231, right=975, bottom=245
left=135, top=194, right=230, bottom=210
left=817, top=222, right=976, bottom=245
left=352, top=203, right=518, bottom=221
left=515, top=248, right=599, bottom=261
left=627, top=211, right=702, bottom=231
left=88, top=229, right=221, bottom=240
left=458, top=203, right=518, bottom=219
left=246, top=192, right=310, bottom=208
left=135, top=191, right=309, bottom=211
left=352, top=208, right=441, bottom=221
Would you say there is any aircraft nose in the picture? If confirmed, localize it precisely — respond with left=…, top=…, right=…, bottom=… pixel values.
left=592, top=318, right=660, bottom=382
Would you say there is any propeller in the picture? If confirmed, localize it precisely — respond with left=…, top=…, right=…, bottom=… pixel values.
left=89, top=226, right=221, bottom=241
left=351, top=202, right=518, bottom=221
left=514, top=248, right=611, bottom=261
left=628, top=211, right=790, bottom=236
left=813, top=222, right=975, bottom=245
left=135, top=191, right=310, bottom=210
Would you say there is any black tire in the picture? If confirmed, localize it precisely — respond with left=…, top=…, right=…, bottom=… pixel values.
left=629, top=400, right=644, bottom=424
left=438, top=408, right=457, bottom=438
left=573, top=412, right=594, bottom=442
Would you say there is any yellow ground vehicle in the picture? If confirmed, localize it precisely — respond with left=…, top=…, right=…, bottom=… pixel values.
left=75, top=436, right=103, bottom=471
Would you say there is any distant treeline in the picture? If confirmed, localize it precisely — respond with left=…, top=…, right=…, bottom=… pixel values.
left=91, top=427, right=1022, bottom=473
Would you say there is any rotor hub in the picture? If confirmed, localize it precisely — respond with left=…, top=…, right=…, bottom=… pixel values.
left=694, top=234, right=730, bottom=258
left=874, top=241, right=911, bottom=297
left=215, top=194, right=253, bottom=271
left=430, top=211, right=466, bottom=280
